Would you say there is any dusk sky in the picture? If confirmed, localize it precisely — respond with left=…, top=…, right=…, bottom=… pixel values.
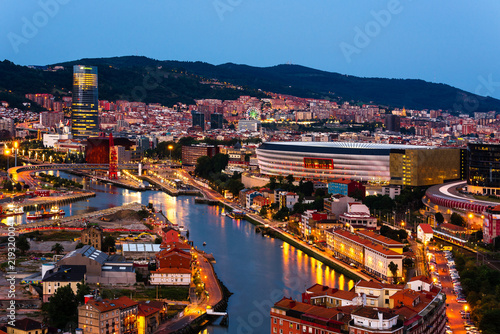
left=2, top=0, right=500, bottom=99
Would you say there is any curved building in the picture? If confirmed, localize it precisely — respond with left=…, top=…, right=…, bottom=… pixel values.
left=256, top=141, right=461, bottom=186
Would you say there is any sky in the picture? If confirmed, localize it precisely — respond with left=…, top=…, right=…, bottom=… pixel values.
left=1, top=0, right=500, bottom=99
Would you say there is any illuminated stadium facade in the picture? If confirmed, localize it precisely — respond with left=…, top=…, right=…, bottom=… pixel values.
left=256, top=142, right=462, bottom=186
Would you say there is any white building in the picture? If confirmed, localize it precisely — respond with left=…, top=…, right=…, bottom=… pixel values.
left=382, top=185, right=401, bottom=199
left=149, top=268, right=191, bottom=286
left=417, top=224, right=434, bottom=244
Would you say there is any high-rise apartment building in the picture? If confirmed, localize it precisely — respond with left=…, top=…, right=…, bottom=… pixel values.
left=72, top=65, right=99, bottom=137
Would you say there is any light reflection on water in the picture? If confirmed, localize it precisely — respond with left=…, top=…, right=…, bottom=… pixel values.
left=12, top=171, right=354, bottom=334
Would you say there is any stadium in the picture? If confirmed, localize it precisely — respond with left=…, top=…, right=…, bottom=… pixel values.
left=256, top=141, right=461, bottom=186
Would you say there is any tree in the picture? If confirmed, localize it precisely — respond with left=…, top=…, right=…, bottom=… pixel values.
left=259, top=206, right=268, bottom=216
left=75, top=242, right=84, bottom=249
left=388, top=261, right=399, bottom=282
left=479, top=309, right=500, bottom=334
left=102, top=235, right=116, bottom=252
left=269, top=176, right=277, bottom=190
left=286, top=174, right=294, bottom=190
left=227, top=178, right=244, bottom=196
left=450, top=213, right=466, bottom=227
left=298, top=180, right=314, bottom=197
left=44, top=285, right=78, bottom=329
left=17, top=236, right=30, bottom=254
left=154, top=236, right=162, bottom=244
left=51, top=243, right=64, bottom=255
left=75, top=280, right=91, bottom=304
left=435, top=212, right=444, bottom=225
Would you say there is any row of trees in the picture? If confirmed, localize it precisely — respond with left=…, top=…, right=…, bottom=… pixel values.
left=453, top=251, right=500, bottom=334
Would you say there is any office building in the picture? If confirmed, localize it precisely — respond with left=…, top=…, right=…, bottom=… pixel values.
left=385, top=114, right=401, bottom=132
left=191, top=111, right=205, bottom=130
left=71, top=65, right=99, bottom=137
left=238, top=119, right=261, bottom=132
left=210, top=113, right=223, bottom=129
left=467, top=143, right=500, bottom=195
left=181, top=144, right=218, bottom=169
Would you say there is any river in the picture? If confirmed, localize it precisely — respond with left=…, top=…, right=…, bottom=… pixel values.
left=9, top=171, right=355, bottom=333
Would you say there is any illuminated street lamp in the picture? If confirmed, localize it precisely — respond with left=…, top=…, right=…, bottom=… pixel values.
left=5, top=149, right=10, bottom=170
left=168, top=145, right=174, bottom=161
left=13, top=141, right=18, bottom=167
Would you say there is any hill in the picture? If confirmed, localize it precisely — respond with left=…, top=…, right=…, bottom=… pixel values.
left=1, top=56, right=499, bottom=113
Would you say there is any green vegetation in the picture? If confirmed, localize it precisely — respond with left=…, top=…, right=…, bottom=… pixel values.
left=17, top=236, right=30, bottom=254
left=379, top=225, right=408, bottom=243
left=51, top=243, right=64, bottom=255
left=38, top=172, right=83, bottom=189
left=453, top=250, right=500, bottom=334
left=102, top=235, right=116, bottom=252
left=435, top=212, right=444, bottom=225
left=76, top=280, right=91, bottom=304
left=450, top=212, right=466, bottom=227
left=101, top=286, right=189, bottom=301
left=42, top=285, right=78, bottom=330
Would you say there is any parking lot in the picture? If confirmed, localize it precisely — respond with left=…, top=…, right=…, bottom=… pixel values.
left=428, top=247, right=481, bottom=334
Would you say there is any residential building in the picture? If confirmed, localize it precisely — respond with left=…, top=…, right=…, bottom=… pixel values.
left=72, top=65, right=99, bottom=137
left=81, top=225, right=103, bottom=250
left=324, top=194, right=358, bottom=219
left=137, top=304, right=161, bottom=334
left=325, top=229, right=403, bottom=282
left=42, top=265, right=86, bottom=302
left=40, top=111, right=63, bottom=128
left=279, top=192, right=299, bottom=210
left=349, top=307, right=403, bottom=334
left=114, top=296, right=138, bottom=334
left=328, top=179, right=365, bottom=198
left=6, top=318, right=47, bottom=334
left=357, top=230, right=404, bottom=254
left=382, top=185, right=401, bottom=199
left=78, top=298, right=120, bottom=334
left=354, top=281, right=403, bottom=308
left=339, top=203, right=377, bottom=231
left=149, top=268, right=191, bottom=286
left=299, top=210, right=328, bottom=238
left=417, top=224, right=434, bottom=244
left=302, top=284, right=361, bottom=308
left=270, top=298, right=346, bottom=334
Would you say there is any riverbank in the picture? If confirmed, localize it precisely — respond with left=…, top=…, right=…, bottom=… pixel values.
left=141, top=175, right=202, bottom=197
left=21, top=191, right=96, bottom=211
left=65, top=170, right=150, bottom=191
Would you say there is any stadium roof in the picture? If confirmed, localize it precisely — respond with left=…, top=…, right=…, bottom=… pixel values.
left=257, top=141, right=433, bottom=156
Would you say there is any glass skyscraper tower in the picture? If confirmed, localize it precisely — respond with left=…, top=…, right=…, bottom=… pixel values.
left=71, top=65, right=99, bottom=137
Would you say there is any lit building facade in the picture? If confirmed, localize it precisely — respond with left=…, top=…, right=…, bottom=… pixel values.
left=256, top=142, right=461, bottom=186
left=72, top=65, right=99, bottom=137
left=467, top=143, right=500, bottom=195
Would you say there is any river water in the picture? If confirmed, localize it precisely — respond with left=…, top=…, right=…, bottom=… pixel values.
left=8, top=171, right=355, bottom=334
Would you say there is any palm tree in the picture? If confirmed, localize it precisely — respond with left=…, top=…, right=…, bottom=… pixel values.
left=388, top=261, right=399, bottom=283
left=51, top=243, right=64, bottom=255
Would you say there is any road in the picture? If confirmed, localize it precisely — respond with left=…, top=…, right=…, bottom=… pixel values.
left=178, top=169, right=374, bottom=282
left=408, top=238, right=426, bottom=277
left=429, top=247, right=467, bottom=334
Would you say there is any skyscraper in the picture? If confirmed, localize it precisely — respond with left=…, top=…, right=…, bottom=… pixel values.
left=210, top=113, right=223, bottom=129
left=385, top=114, right=401, bottom=133
left=71, top=65, right=99, bottom=137
left=191, top=111, right=205, bottom=130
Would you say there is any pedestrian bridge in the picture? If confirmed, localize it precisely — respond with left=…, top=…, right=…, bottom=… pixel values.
left=10, top=163, right=142, bottom=174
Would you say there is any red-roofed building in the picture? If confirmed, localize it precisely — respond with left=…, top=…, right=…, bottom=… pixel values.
left=137, top=304, right=161, bottom=334
left=417, top=224, right=434, bottom=244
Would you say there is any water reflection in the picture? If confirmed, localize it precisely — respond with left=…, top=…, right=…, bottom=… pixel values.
left=18, top=171, right=354, bottom=334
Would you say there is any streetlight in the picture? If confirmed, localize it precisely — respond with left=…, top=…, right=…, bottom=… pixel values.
left=13, top=141, right=18, bottom=167
left=168, top=145, right=174, bottom=162
left=5, top=149, right=10, bottom=170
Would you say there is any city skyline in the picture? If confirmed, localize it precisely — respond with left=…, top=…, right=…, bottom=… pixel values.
left=2, top=1, right=500, bottom=99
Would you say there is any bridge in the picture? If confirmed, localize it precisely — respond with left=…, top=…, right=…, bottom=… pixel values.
left=9, top=163, right=145, bottom=188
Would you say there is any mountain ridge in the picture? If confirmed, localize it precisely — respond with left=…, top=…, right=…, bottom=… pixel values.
left=1, top=56, right=498, bottom=114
